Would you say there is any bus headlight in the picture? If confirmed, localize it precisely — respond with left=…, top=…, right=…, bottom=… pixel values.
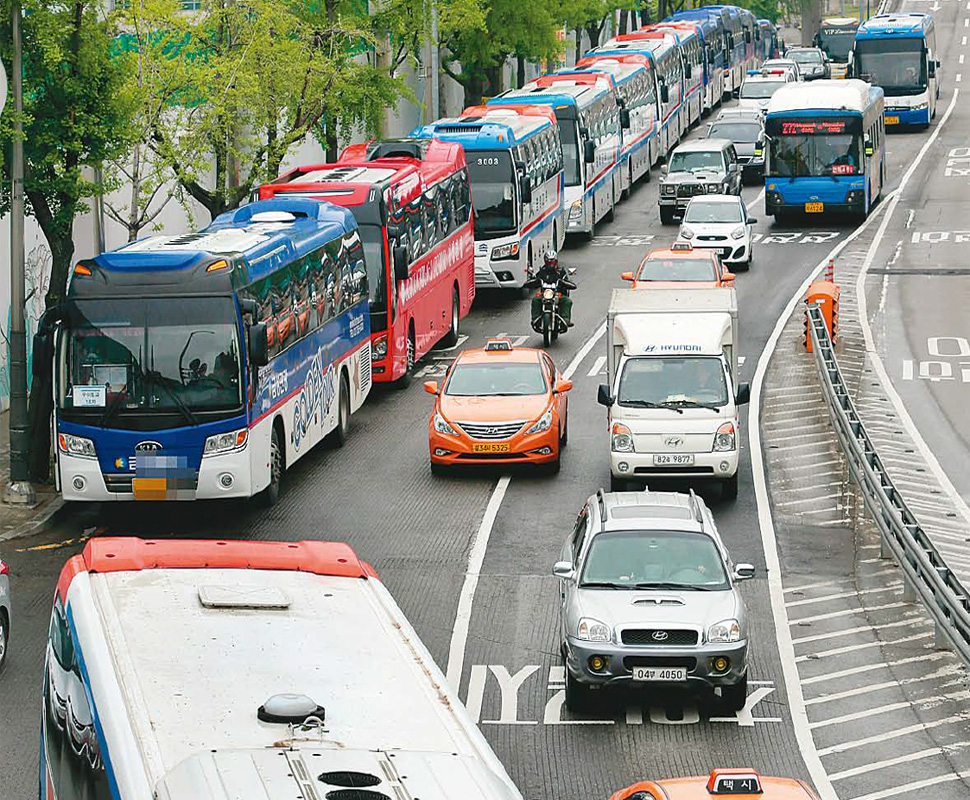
left=611, top=422, right=634, bottom=452
left=713, top=422, right=736, bottom=451
left=434, top=412, right=458, bottom=436
left=569, top=199, right=584, bottom=218
left=491, top=242, right=520, bottom=261
left=912, top=101, right=928, bottom=111
left=58, top=433, right=96, bottom=459
left=203, top=428, right=249, bottom=456
left=372, top=333, right=388, bottom=361
left=525, top=408, right=553, bottom=435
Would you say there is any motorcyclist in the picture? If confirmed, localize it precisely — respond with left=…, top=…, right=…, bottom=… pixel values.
left=526, top=249, right=576, bottom=328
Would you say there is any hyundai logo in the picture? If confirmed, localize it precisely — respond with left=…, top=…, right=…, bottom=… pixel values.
left=134, top=441, right=163, bottom=452
left=664, top=436, right=684, bottom=447
left=486, top=427, right=500, bottom=436
left=652, top=630, right=669, bottom=641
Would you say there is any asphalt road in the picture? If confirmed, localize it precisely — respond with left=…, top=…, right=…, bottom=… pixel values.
left=2, top=36, right=967, bottom=798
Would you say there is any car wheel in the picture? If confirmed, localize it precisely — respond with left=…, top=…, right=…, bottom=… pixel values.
left=722, top=472, right=739, bottom=500
left=442, top=287, right=460, bottom=348
left=546, top=448, right=562, bottom=476
left=0, top=611, right=9, bottom=673
left=720, top=673, right=748, bottom=712
left=560, top=410, right=568, bottom=448
left=430, top=462, right=448, bottom=477
left=659, top=207, right=676, bottom=226
left=565, top=668, right=593, bottom=713
left=395, top=330, right=416, bottom=389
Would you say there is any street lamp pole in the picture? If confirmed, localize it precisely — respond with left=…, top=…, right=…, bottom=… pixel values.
left=5, top=0, right=36, bottom=506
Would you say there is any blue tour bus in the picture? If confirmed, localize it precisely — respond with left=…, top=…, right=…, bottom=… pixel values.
left=410, top=106, right=566, bottom=287
left=850, top=12, right=939, bottom=128
left=660, top=16, right=727, bottom=115
left=44, top=197, right=372, bottom=505
left=666, top=8, right=738, bottom=99
left=764, top=80, right=885, bottom=220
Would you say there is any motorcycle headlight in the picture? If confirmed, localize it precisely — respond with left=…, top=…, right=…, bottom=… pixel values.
left=577, top=617, right=612, bottom=642
left=731, top=225, right=746, bottom=240
left=708, top=618, right=742, bottom=643
left=707, top=183, right=722, bottom=193
left=491, top=242, right=520, bottom=261
left=542, top=287, right=555, bottom=300
left=713, top=421, right=736, bottom=452
left=525, top=407, right=553, bottom=435
left=611, top=422, right=634, bottom=452
left=680, top=226, right=695, bottom=239
left=569, top=199, right=584, bottom=218
left=57, top=433, right=96, bottom=459
left=203, top=428, right=249, bottom=456
left=662, top=184, right=677, bottom=196
left=434, top=411, right=458, bottom=436
left=373, top=333, right=388, bottom=361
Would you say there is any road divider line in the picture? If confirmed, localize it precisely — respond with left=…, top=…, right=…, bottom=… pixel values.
left=802, top=652, right=950, bottom=685
left=446, top=320, right=608, bottom=693
left=805, top=665, right=963, bottom=706
left=818, top=713, right=970, bottom=757
left=746, top=187, right=766, bottom=213
left=829, top=742, right=970, bottom=782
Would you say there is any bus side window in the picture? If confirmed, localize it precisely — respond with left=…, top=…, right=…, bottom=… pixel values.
left=424, top=187, right=439, bottom=249
left=455, top=169, right=471, bottom=225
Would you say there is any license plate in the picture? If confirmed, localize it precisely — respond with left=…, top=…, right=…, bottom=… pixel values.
left=804, top=202, right=824, bottom=213
left=885, top=115, right=900, bottom=125
left=472, top=442, right=510, bottom=453
left=632, top=666, right=688, bottom=682
left=131, top=477, right=168, bottom=501
left=653, top=454, right=694, bottom=465
left=719, top=247, right=731, bottom=256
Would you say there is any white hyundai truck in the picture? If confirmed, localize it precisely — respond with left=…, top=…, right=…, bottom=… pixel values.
left=597, top=288, right=749, bottom=498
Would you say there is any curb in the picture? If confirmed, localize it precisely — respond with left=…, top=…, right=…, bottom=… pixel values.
left=0, top=495, right=68, bottom=543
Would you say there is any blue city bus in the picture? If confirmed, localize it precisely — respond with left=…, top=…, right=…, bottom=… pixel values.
left=43, top=197, right=372, bottom=505
left=659, top=17, right=727, bottom=115
left=758, top=19, right=780, bottom=61
left=666, top=8, right=738, bottom=99
left=850, top=12, right=939, bottom=128
left=764, top=80, right=885, bottom=219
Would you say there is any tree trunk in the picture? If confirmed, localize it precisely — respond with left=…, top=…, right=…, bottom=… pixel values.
left=585, top=23, right=600, bottom=50
left=485, top=64, right=503, bottom=99
left=128, top=144, right=141, bottom=242
left=463, top=71, right=487, bottom=108
left=517, top=54, right=526, bottom=88
left=619, top=9, right=630, bottom=35
left=27, top=191, right=76, bottom=310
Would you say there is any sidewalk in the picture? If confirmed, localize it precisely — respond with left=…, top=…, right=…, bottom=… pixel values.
left=0, top=409, right=64, bottom=541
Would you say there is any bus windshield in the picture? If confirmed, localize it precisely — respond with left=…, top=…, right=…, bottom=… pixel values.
left=467, top=151, right=517, bottom=239
left=560, top=120, right=582, bottom=187
left=855, top=38, right=926, bottom=94
left=767, top=118, right=862, bottom=177
left=818, top=28, right=856, bottom=61
left=59, top=297, right=243, bottom=419
left=356, top=223, right=388, bottom=331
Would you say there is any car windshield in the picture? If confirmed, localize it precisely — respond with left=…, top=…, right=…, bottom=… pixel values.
left=789, top=50, right=822, bottom=64
left=637, top=258, right=718, bottom=282
left=709, top=122, right=762, bottom=143
left=445, top=361, right=547, bottom=396
left=467, top=150, right=517, bottom=238
left=740, top=80, right=785, bottom=99
left=581, top=529, right=729, bottom=590
left=617, top=356, right=729, bottom=407
left=684, top=201, right=743, bottom=223
left=59, top=297, right=243, bottom=417
left=668, top=150, right=724, bottom=173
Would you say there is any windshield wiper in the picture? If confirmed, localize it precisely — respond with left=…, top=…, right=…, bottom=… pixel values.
left=143, top=370, right=199, bottom=426
left=579, top=581, right=631, bottom=589
left=661, top=399, right=722, bottom=412
left=620, top=399, right=683, bottom=413
left=97, top=388, right=129, bottom=427
left=633, top=581, right=717, bottom=591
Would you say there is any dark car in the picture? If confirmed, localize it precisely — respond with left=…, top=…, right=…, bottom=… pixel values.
left=706, top=110, right=766, bottom=184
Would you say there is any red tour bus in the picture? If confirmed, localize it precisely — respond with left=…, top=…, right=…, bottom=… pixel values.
left=261, top=139, right=475, bottom=384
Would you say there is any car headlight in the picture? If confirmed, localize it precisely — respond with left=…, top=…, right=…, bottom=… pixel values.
left=707, top=183, right=721, bottom=193
left=372, top=333, right=388, bottom=361
left=680, top=226, right=695, bottom=239
left=714, top=421, right=736, bottom=451
left=662, top=184, right=676, bottom=196
left=577, top=617, right=612, bottom=642
left=203, top=428, right=249, bottom=456
left=434, top=412, right=458, bottom=436
left=57, top=433, right=96, bottom=459
left=525, top=407, right=553, bottom=435
left=569, top=199, right=584, bottom=218
left=611, top=422, right=634, bottom=452
left=491, top=242, right=520, bottom=261
left=731, top=225, right=746, bottom=240
left=708, top=618, right=742, bottom=643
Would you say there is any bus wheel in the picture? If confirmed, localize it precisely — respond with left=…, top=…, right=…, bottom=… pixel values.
left=259, top=425, right=283, bottom=507
left=395, top=330, right=415, bottom=389
left=442, top=287, right=460, bottom=348
left=331, top=373, right=350, bottom=447
left=0, top=609, right=8, bottom=673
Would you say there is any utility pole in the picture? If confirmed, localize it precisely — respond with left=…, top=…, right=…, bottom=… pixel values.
left=429, top=0, right=440, bottom=121
left=5, top=0, right=36, bottom=506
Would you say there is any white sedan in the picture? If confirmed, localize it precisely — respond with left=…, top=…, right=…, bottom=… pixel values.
left=678, top=195, right=757, bottom=270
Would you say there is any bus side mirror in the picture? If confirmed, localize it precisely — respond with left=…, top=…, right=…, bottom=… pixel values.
left=685, top=62, right=692, bottom=79
left=928, top=60, right=936, bottom=78
left=519, top=173, right=533, bottom=205
left=660, top=82, right=670, bottom=103
left=745, top=30, right=751, bottom=43
left=584, top=139, right=596, bottom=164
left=620, top=108, right=631, bottom=129
left=393, top=245, right=409, bottom=282
left=249, top=322, right=269, bottom=368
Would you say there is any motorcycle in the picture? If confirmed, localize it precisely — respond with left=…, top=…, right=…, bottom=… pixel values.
left=528, top=268, right=575, bottom=347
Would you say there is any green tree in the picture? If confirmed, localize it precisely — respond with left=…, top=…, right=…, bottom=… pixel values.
left=0, top=0, right=136, bottom=308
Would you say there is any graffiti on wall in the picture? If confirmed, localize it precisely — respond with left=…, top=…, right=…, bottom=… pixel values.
left=1, top=243, right=52, bottom=410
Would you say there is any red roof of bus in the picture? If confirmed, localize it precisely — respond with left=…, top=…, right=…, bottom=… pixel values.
left=532, top=73, right=615, bottom=90
left=576, top=53, right=653, bottom=70
left=460, top=104, right=558, bottom=123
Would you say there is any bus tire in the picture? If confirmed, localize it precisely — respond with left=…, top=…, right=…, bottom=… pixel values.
left=0, top=608, right=9, bottom=674
left=259, top=423, right=284, bottom=507
left=605, top=187, right=616, bottom=222
left=330, top=372, right=350, bottom=448
left=442, top=286, right=460, bottom=348
left=394, top=329, right=416, bottom=389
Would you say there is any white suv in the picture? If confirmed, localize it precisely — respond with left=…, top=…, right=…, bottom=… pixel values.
left=679, top=195, right=757, bottom=270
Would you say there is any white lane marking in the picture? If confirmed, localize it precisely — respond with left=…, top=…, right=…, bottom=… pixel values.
left=749, top=190, right=896, bottom=800
left=960, top=54, right=966, bottom=64
left=963, top=35, right=968, bottom=44
left=790, top=600, right=909, bottom=624
left=446, top=320, right=608, bottom=692
left=801, top=652, right=951, bottom=685
left=587, top=355, right=606, bottom=378
left=746, top=187, right=766, bottom=213
left=794, top=631, right=934, bottom=662
left=785, top=585, right=902, bottom=607
left=845, top=769, right=970, bottom=800
left=818, top=713, right=970, bottom=756
left=810, top=700, right=914, bottom=729
left=785, top=578, right=852, bottom=594
left=804, top=665, right=963, bottom=705
left=829, top=742, right=970, bottom=781
left=793, top=615, right=929, bottom=645
left=446, top=475, right=512, bottom=689
left=958, top=74, right=964, bottom=82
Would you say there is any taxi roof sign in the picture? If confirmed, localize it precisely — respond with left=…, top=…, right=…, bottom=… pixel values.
left=670, top=241, right=694, bottom=251
left=484, top=338, right=514, bottom=351
left=707, top=768, right=763, bottom=795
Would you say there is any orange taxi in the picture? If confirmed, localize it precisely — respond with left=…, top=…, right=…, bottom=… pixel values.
left=608, top=768, right=820, bottom=800
left=424, top=338, right=572, bottom=474
left=621, top=241, right=735, bottom=288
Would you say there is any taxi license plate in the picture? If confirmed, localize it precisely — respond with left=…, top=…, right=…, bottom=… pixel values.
left=472, top=442, right=510, bottom=453
left=632, top=666, right=688, bottom=682
left=653, top=454, right=694, bottom=465
left=885, top=115, right=900, bottom=125
left=804, top=202, right=824, bottom=213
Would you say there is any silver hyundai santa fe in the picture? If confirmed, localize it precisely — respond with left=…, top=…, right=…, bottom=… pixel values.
left=554, top=489, right=755, bottom=713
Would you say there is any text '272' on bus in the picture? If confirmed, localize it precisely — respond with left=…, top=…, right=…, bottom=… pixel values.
left=33, top=197, right=372, bottom=505
left=261, top=138, right=475, bottom=383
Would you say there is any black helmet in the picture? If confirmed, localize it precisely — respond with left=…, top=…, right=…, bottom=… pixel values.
left=542, top=249, right=559, bottom=269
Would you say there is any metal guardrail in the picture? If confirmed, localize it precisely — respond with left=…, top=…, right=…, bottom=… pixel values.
left=807, top=304, right=970, bottom=664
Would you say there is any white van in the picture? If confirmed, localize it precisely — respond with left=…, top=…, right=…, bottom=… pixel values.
left=597, top=288, right=749, bottom=498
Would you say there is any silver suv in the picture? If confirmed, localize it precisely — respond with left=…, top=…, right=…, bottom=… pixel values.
left=554, top=489, right=754, bottom=713
left=658, top=139, right=743, bottom=225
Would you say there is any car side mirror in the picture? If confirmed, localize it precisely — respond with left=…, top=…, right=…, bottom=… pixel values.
left=555, top=378, right=573, bottom=394
left=734, top=563, right=755, bottom=581
left=553, top=561, right=575, bottom=580
left=620, top=108, right=631, bottom=129
left=722, top=271, right=736, bottom=282
left=736, top=382, right=751, bottom=406
left=249, top=322, right=269, bottom=368
left=423, top=380, right=439, bottom=395
left=597, top=383, right=614, bottom=407
left=747, top=217, right=758, bottom=224
left=661, top=164, right=669, bottom=176
left=584, top=139, right=596, bottom=164
left=393, top=244, right=409, bottom=282
left=621, top=270, right=635, bottom=282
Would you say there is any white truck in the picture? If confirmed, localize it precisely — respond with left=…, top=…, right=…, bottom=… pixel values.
left=597, top=288, right=749, bottom=498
